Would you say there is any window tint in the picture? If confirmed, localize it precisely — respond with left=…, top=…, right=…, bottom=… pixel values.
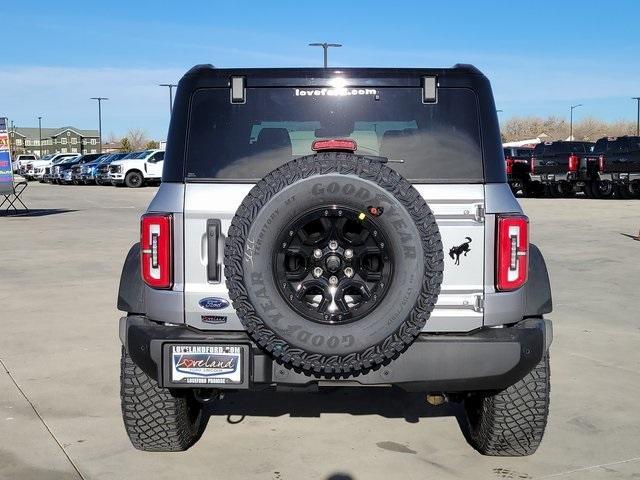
left=538, top=142, right=590, bottom=155
left=186, top=87, right=484, bottom=182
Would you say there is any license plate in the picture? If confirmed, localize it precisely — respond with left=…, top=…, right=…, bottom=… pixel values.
left=546, top=174, right=555, bottom=180
left=170, top=344, right=244, bottom=385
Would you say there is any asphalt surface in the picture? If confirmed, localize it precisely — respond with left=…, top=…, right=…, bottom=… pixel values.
left=1, top=182, right=639, bottom=480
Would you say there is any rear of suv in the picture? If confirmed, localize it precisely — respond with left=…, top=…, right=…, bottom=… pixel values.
left=117, top=65, right=553, bottom=455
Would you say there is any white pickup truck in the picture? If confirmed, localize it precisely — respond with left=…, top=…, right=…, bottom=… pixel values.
left=13, top=154, right=38, bottom=174
left=108, top=149, right=164, bottom=188
left=24, top=153, right=79, bottom=181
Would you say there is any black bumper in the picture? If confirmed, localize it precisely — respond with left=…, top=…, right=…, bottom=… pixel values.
left=120, top=315, right=551, bottom=392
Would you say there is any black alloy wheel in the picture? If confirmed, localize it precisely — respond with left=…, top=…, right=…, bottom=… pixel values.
left=275, top=206, right=393, bottom=325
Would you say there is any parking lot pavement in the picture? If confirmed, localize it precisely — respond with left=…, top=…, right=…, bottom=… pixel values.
left=1, top=182, right=639, bottom=480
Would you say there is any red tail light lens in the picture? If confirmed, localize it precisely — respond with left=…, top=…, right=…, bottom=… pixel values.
left=140, top=213, right=173, bottom=289
left=496, top=215, right=529, bottom=291
left=505, top=157, right=513, bottom=174
left=312, top=139, right=358, bottom=152
left=568, top=154, right=579, bottom=172
left=598, top=154, right=605, bottom=172
left=530, top=157, right=536, bottom=173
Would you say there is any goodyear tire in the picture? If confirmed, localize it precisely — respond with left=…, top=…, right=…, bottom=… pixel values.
left=224, top=152, right=444, bottom=376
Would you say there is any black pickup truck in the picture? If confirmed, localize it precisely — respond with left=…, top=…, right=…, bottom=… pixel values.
left=529, top=141, right=593, bottom=197
left=580, top=136, right=640, bottom=199
left=504, top=146, right=537, bottom=196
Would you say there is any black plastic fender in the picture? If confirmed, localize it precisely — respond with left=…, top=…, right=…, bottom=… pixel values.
left=524, top=243, right=552, bottom=316
left=117, top=243, right=145, bottom=314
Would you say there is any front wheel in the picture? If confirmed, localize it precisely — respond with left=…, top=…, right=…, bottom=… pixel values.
left=120, top=347, right=207, bottom=451
left=463, top=353, right=550, bottom=456
left=125, top=171, right=144, bottom=188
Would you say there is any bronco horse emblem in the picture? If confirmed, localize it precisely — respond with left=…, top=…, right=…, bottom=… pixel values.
left=449, top=237, right=472, bottom=265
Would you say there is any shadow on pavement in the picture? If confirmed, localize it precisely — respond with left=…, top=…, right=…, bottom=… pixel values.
left=620, top=233, right=640, bottom=241
left=205, top=387, right=467, bottom=425
left=0, top=208, right=77, bottom=217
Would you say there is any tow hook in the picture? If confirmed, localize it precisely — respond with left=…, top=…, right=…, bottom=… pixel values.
left=193, top=389, right=222, bottom=403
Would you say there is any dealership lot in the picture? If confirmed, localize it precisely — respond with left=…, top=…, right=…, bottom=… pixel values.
left=1, top=182, right=639, bottom=480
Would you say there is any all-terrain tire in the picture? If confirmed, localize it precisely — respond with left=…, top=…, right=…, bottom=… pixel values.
left=120, top=347, right=206, bottom=452
left=224, top=152, right=444, bottom=376
left=464, top=353, right=550, bottom=456
left=125, top=171, right=144, bottom=188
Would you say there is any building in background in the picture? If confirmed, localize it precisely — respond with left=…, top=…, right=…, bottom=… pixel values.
left=8, top=126, right=100, bottom=157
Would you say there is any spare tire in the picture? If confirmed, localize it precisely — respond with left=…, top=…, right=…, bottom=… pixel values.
left=224, top=152, right=443, bottom=375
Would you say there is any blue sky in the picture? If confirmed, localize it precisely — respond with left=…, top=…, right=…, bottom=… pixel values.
left=1, top=0, right=639, bottom=139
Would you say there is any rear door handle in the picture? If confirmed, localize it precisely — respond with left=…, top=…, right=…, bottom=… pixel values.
left=207, top=219, right=221, bottom=282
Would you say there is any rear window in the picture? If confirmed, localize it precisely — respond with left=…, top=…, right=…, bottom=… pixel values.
left=186, top=87, right=483, bottom=183
left=594, top=137, right=640, bottom=153
left=534, top=142, right=590, bottom=155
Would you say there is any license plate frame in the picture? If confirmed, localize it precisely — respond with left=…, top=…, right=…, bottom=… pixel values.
left=164, top=343, right=249, bottom=388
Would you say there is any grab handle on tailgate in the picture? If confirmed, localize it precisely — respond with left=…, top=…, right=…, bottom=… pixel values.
left=206, top=219, right=221, bottom=282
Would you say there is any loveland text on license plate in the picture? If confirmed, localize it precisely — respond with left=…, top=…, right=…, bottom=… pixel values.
left=171, top=345, right=242, bottom=384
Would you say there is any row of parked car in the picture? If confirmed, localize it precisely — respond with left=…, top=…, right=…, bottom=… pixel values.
left=14, top=149, right=165, bottom=188
left=505, top=135, right=640, bottom=199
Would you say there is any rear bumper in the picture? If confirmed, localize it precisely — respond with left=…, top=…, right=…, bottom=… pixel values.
left=598, top=172, right=640, bottom=182
left=120, top=315, right=552, bottom=392
left=530, top=172, right=575, bottom=183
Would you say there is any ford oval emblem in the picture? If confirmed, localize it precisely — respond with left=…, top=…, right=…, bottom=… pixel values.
left=199, top=297, right=229, bottom=310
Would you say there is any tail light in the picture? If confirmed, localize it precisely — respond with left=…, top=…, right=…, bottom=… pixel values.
left=598, top=154, right=606, bottom=172
left=568, top=154, right=579, bottom=172
left=530, top=157, right=536, bottom=173
left=140, top=213, right=173, bottom=289
left=496, top=215, right=529, bottom=291
left=312, top=139, right=358, bottom=152
left=505, top=157, right=513, bottom=174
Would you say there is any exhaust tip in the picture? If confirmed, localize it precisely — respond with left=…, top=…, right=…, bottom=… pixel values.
left=426, top=393, right=446, bottom=406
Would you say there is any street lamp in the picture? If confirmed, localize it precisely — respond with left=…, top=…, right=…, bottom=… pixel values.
left=570, top=104, right=582, bottom=140
left=632, top=97, right=640, bottom=137
left=308, top=43, right=342, bottom=68
left=159, top=83, right=178, bottom=115
left=90, top=97, right=109, bottom=153
left=38, top=116, right=42, bottom=157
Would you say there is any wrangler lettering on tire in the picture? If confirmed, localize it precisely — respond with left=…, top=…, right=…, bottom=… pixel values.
left=224, top=152, right=444, bottom=375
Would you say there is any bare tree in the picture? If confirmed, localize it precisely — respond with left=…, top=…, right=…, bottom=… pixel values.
left=126, top=128, right=149, bottom=150
left=501, top=116, right=637, bottom=142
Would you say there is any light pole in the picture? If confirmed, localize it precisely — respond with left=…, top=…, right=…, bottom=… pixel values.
left=308, top=43, right=342, bottom=68
left=38, top=116, right=42, bottom=156
left=90, top=97, right=108, bottom=153
left=632, top=97, right=640, bottom=137
left=159, top=83, right=178, bottom=114
left=570, top=104, right=582, bottom=140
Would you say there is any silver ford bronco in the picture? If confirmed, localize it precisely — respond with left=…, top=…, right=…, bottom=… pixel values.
left=118, top=65, right=553, bottom=455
